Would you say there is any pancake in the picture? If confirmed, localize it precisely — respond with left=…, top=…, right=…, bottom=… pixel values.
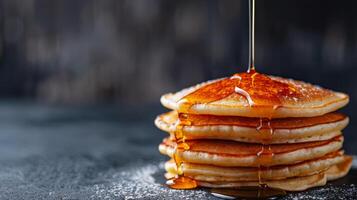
left=155, top=111, right=348, bottom=143
left=197, top=173, right=327, bottom=192
left=156, top=71, right=351, bottom=191
left=164, top=152, right=348, bottom=181
left=165, top=157, right=352, bottom=192
left=159, top=136, right=343, bottom=167
left=161, top=73, right=349, bottom=118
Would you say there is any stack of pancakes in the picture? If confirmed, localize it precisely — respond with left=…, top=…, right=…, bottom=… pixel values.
left=155, top=72, right=352, bottom=192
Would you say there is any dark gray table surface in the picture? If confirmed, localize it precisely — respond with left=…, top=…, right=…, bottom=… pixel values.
left=0, top=101, right=356, bottom=200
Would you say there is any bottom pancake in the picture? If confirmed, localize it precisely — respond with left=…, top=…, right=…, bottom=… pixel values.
left=165, top=156, right=352, bottom=192
left=165, top=152, right=348, bottom=181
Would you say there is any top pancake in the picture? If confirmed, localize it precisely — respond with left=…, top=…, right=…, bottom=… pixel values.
left=161, top=72, right=349, bottom=118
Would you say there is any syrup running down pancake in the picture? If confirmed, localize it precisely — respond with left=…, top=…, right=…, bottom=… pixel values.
left=156, top=70, right=351, bottom=193
left=155, top=71, right=351, bottom=192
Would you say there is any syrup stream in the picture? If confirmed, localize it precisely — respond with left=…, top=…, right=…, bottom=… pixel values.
left=248, top=0, right=255, bottom=72
left=168, top=0, right=289, bottom=197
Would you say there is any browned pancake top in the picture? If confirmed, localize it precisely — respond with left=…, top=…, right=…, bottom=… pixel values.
left=177, top=71, right=342, bottom=112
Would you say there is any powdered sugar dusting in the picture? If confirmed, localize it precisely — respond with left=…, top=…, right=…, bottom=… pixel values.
left=91, top=162, right=210, bottom=200
left=283, top=184, right=357, bottom=200
left=0, top=157, right=355, bottom=199
left=90, top=162, right=357, bottom=200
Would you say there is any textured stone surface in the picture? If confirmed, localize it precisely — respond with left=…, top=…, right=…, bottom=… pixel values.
left=0, top=102, right=355, bottom=199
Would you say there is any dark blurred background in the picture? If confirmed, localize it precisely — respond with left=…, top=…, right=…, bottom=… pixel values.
left=0, top=0, right=356, bottom=149
left=1, top=0, right=356, bottom=103
left=0, top=1, right=357, bottom=198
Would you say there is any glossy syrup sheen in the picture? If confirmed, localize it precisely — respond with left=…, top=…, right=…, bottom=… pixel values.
left=178, top=70, right=302, bottom=114
left=167, top=113, right=198, bottom=189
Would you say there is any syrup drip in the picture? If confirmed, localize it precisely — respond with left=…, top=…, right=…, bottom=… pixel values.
left=166, top=176, right=197, bottom=190
left=256, top=145, right=274, bottom=185
left=254, top=117, right=276, bottom=143
left=167, top=113, right=197, bottom=189
left=256, top=117, right=275, bottom=185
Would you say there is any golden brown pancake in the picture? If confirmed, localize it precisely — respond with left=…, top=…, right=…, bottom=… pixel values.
left=161, top=73, right=349, bottom=118
left=197, top=173, right=327, bottom=192
left=159, top=136, right=343, bottom=167
left=155, top=111, right=348, bottom=143
left=165, top=157, right=352, bottom=191
left=156, top=71, right=352, bottom=191
left=165, top=152, right=347, bottom=181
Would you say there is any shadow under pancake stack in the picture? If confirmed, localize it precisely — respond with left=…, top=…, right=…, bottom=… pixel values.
left=155, top=70, right=352, bottom=197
